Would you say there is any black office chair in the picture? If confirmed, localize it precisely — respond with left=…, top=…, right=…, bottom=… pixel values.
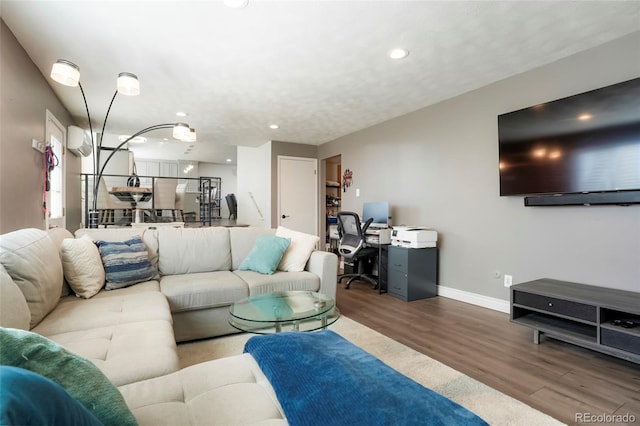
left=226, top=193, right=237, bottom=220
left=337, top=211, right=378, bottom=290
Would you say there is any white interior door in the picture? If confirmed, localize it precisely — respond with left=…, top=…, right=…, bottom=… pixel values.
left=277, top=156, right=317, bottom=235
left=45, top=110, right=66, bottom=229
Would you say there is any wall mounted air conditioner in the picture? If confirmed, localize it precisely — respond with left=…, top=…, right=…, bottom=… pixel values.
left=67, top=125, right=93, bottom=157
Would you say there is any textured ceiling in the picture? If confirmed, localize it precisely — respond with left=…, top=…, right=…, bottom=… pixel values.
left=2, top=1, right=639, bottom=164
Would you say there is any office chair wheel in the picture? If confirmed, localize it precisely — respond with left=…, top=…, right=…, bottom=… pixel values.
left=342, top=274, right=378, bottom=290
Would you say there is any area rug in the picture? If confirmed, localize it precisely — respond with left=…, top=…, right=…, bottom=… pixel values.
left=177, top=316, right=564, bottom=426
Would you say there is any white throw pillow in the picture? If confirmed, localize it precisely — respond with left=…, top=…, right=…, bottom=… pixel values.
left=60, top=235, right=105, bottom=299
left=276, top=226, right=320, bottom=272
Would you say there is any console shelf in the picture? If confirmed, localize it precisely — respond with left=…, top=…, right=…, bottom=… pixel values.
left=510, top=279, right=640, bottom=364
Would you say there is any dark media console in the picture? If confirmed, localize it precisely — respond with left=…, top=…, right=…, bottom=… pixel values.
left=511, top=279, right=640, bottom=364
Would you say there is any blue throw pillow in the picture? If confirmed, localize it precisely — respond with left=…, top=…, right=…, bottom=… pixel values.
left=239, top=235, right=291, bottom=275
left=1, top=366, right=103, bottom=426
left=95, top=236, right=159, bottom=290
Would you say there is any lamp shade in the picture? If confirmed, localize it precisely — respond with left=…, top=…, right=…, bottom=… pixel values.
left=51, top=60, right=80, bottom=87
left=182, top=128, right=197, bottom=142
left=173, top=123, right=191, bottom=140
left=117, top=72, right=140, bottom=96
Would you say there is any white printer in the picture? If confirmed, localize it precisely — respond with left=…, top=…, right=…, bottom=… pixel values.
left=391, top=226, right=438, bottom=248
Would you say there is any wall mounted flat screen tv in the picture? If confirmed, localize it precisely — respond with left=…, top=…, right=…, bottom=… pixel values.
left=498, top=77, right=640, bottom=205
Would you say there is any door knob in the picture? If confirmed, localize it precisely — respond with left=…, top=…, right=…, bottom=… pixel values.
left=282, top=214, right=290, bottom=219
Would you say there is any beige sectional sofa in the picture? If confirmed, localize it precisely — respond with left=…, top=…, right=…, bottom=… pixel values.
left=75, top=226, right=337, bottom=342
left=0, top=225, right=338, bottom=425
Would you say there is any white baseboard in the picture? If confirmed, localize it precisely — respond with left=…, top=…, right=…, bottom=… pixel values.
left=437, top=285, right=510, bottom=314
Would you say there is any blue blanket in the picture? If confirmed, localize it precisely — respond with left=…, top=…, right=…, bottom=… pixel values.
left=244, top=330, right=488, bottom=426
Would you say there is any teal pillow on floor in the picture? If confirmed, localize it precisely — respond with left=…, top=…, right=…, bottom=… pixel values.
left=1, top=366, right=104, bottom=426
left=239, top=235, right=291, bottom=275
left=0, top=327, right=137, bottom=426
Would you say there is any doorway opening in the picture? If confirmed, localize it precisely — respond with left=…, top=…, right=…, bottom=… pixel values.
left=323, top=155, right=341, bottom=253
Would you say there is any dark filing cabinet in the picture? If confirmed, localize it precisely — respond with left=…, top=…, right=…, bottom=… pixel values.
left=387, top=246, right=438, bottom=302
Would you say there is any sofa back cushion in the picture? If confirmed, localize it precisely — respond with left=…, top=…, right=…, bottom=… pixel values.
left=0, top=228, right=63, bottom=328
left=0, top=265, right=30, bottom=330
left=229, top=227, right=275, bottom=270
left=158, top=227, right=231, bottom=275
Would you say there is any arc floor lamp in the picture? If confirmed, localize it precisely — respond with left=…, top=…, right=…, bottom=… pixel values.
left=50, top=59, right=196, bottom=228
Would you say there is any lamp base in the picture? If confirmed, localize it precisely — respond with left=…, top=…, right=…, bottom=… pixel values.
left=88, top=210, right=99, bottom=228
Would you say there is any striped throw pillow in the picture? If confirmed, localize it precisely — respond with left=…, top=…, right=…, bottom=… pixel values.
left=95, top=236, right=159, bottom=290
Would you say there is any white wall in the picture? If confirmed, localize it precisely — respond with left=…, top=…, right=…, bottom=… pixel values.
left=319, top=32, right=640, bottom=299
left=237, top=143, right=271, bottom=227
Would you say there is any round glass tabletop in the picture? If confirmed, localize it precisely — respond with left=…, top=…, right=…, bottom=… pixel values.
left=229, top=291, right=340, bottom=334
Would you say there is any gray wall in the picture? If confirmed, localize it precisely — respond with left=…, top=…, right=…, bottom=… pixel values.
left=1, top=20, right=79, bottom=234
left=319, top=32, right=640, bottom=297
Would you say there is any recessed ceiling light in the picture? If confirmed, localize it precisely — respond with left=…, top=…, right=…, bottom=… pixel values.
left=176, top=112, right=188, bottom=117
left=578, top=114, right=592, bottom=121
left=224, top=0, right=248, bottom=8
left=270, top=124, right=279, bottom=129
left=389, top=48, right=409, bottom=60
left=226, top=158, right=232, bottom=162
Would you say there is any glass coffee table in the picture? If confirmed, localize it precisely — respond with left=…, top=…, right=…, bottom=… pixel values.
left=229, top=291, right=340, bottom=334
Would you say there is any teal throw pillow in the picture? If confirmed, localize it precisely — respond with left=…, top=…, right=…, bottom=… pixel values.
left=0, top=327, right=137, bottom=426
left=1, top=366, right=103, bottom=426
left=95, top=236, right=159, bottom=290
left=239, top=235, right=291, bottom=275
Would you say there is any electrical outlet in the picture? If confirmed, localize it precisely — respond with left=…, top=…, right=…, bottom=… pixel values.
left=504, top=274, right=513, bottom=287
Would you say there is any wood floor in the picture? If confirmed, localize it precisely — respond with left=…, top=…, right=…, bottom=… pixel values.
left=335, top=283, right=640, bottom=425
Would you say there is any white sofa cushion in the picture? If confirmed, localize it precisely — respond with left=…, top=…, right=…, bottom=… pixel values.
left=31, top=287, right=169, bottom=336
left=0, top=228, right=63, bottom=328
left=0, top=327, right=138, bottom=425
left=44, top=320, right=180, bottom=387
left=234, top=270, right=320, bottom=295
left=0, top=264, right=30, bottom=330
left=91, top=280, right=160, bottom=298
left=119, top=354, right=286, bottom=426
left=275, top=226, right=320, bottom=272
left=60, top=235, right=105, bottom=298
left=158, top=228, right=231, bottom=275
left=161, top=271, right=248, bottom=313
